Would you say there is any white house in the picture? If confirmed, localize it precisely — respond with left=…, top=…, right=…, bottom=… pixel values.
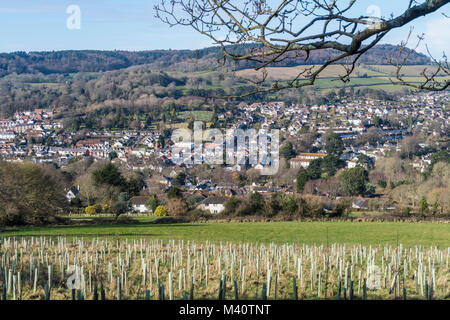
left=0, top=132, right=17, bottom=140
left=347, top=160, right=358, bottom=168
left=199, top=197, right=228, bottom=214
left=352, top=200, right=369, bottom=210
left=289, top=153, right=327, bottom=169
left=66, top=186, right=80, bottom=202
left=130, top=196, right=151, bottom=213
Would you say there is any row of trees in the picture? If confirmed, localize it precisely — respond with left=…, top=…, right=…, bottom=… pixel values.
left=222, top=192, right=349, bottom=218
left=0, top=160, right=151, bottom=226
left=147, top=188, right=351, bottom=219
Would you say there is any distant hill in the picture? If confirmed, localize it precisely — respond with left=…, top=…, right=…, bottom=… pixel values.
left=0, top=44, right=431, bottom=77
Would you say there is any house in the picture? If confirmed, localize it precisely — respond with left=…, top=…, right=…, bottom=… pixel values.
left=159, top=176, right=172, bottom=186
left=66, top=186, right=80, bottom=202
left=130, top=196, right=151, bottom=213
left=384, top=203, right=397, bottom=211
left=352, top=200, right=369, bottom=210
left=223, top=188, right=238, bottom=197
left=199, top=197, right=228, bottom=214
left=347, top=159, right=358, bottom=168
left=0, top=132, right=17, bottom=140
left=289, top=153, right=327, bottom=169
left=75, top=139, right=105, bottom=148
left=297, top=152, right=327, bottom=160
left=290, top=158, right=314, bottom=169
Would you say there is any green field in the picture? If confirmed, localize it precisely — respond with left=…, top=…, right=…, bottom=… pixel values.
left=1, top=220, right=449, bottom=247
left=178, top=110, right=213, bottom=122
left=236, top=64, right=450, bottom=92
left=1, top=220, right=449, bottom=300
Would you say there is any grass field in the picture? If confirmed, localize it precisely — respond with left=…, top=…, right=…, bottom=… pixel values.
left=235, top=64, right=450, bottom=92
left=1, top=220, right=449, bottom=247
left=178, top=110, right=213, bottom=122
left=1, top=220, right=448, bottom=300
left=236, top=64, right=446, bottom=80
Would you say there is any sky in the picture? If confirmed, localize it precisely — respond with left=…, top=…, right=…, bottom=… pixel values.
left=0, top=0, right=449, bottom=57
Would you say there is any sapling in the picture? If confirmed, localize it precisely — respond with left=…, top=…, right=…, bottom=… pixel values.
left=293, top=277, right=298, bottom=300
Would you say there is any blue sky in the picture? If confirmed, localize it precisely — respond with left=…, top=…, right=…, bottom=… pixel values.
left=0, top=0, right=449, bottom=56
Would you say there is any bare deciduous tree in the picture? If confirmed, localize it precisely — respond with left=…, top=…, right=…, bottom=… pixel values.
left=389, top=30, right=450, bottom=90
left=155, top=0, right=450, bottom=97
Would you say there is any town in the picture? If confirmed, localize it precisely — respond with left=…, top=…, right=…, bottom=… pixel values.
left=1, top=90, right=448, bottom=216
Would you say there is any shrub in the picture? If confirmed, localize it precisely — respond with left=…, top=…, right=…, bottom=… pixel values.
left=403, top=207, right=412, bottom=216
left=420, top=196, right=428, bottom=214
left=94, top=204, right=102, bottom=213
left=146, top=196, right=159, bottom=212
left=168, top=187, right=182, bottom=199
left=234, top=192, right=265, bottom=217
left=102, top=204, right=110, bottom=213
left=186, top=195, right=204, bottom=207
left=377, top=180, right=387, bottom=188
left=307, top=198, right=326, bottom=216
left=223, top=196, right=241, bottom=215
left=263, top=194, right=282, bottom=217
left=296, top=168, right=308, bottom=192
left=111, top=201, right=130, bottom=219
left=281, top=196, right=298, bottom=215
left=154, top=205, right=168, bottom=217
left=335, top=199, right=351, bottom=217
left=118, top=192, right=130, bottom=202
left=85, top=205, right=97, bottom=215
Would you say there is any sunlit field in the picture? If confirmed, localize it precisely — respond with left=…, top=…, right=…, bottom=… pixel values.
left=2, top=220, right=449, bottom=246
left=0, top=236, right=448, bottom=300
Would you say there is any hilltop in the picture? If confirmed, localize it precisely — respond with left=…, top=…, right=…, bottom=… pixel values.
left=0, top=44, right=431, bottom=77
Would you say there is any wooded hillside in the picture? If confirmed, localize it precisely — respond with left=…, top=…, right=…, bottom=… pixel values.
left=0, top=44, right=431, bottom=77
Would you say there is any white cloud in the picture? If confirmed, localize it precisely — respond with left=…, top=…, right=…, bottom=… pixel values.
left=417, top=17, right=450, bottom=59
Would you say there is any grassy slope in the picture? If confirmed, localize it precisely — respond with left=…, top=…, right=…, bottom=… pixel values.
left=235, top=64, right=450, bottom=92
left=1, top=220, right=449, bottom=247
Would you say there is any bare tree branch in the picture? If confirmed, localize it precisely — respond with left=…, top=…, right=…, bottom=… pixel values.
left=389, top=24, right=450, bottom=91
left=155, top=0, right=450, bottom=97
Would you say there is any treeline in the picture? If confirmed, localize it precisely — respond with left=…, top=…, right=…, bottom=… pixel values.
left=0, top=44, right=430, bottom=77
left=0, top=50, right=204, bottom=76
left=221, top=192, right=350, bottom=218
left=0, top=159, right=148, bottom=226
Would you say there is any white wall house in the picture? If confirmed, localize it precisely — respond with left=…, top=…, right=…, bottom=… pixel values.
left=347, top=160, right=358, bottom=168
left=66, top=186, right=80, bottom=202
left=289, top=153, right=327, bottom=169
left=130, top=196, right=151, bottom=213
left=199, top=197, right=228, bottom=214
